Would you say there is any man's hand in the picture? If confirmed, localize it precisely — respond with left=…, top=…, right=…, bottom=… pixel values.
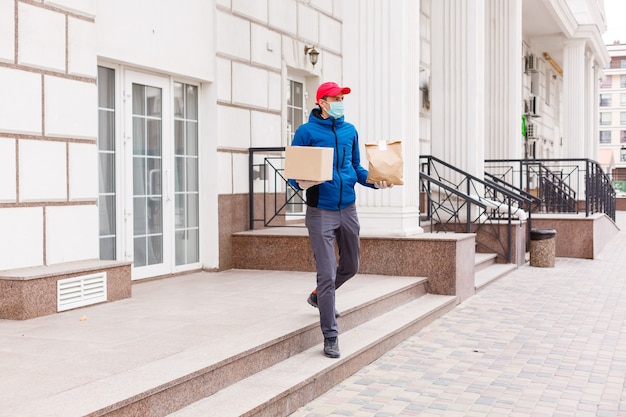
left=374, top=180, right=393, bottom=189
left=297, top=180, right=323, bottom=190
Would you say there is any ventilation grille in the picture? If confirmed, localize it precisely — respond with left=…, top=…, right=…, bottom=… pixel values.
left=57, top=272, right=107, bottom=312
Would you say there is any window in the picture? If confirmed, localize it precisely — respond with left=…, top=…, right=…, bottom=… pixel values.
left=621, top=112, right=626, bottom=125
left=600, top=112, right=612, bottom=126
left=600, top=131, right=611, bottom=144
left=97, top=66, right=117, bottom=260
left=286, top=79, right=306, bottom=215
left=621, top=94, right=626, bottom=107
left=173, top=83, right=199, bottom=266
left=600, top=94, right=612, bottom=107
left=621, top=75, right=626, bottom=88
left=601, top=75, right=612, bottom=88
left=621, top=59, right=626, bottom=69
left=621, top=131, right=626, bottom=143
left=286, top=80, right=305, bottom=143
left=545, top=71, right=551, bottom=106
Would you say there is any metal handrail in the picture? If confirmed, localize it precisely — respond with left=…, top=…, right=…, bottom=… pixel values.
left=484, top=158, right=615, bottom=221
left=248, top=147, right=307, bottom=229
left=420, top=155, right=534, bottom=262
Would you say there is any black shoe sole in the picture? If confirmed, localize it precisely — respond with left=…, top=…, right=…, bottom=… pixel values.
left=307, top=294, right=341, bottom=318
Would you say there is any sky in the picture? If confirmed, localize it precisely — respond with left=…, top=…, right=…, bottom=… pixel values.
left=603, top=0, right=626, bottom=44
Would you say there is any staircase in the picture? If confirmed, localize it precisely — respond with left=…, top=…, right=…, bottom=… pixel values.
left=168, top=276, right=456, bottom=417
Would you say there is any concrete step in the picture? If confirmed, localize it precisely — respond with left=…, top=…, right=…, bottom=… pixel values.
left=168, top=294, right=457, bottom=417
left=0, top=272, right=454, bottom=417
left=474, top=252, right=497, bottom=272
left=475, top=262, right=517, bottom=291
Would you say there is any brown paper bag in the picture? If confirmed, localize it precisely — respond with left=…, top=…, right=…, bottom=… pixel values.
left=365, top=140, right=404, bottom=185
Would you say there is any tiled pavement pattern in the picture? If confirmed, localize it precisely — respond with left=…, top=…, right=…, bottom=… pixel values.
left=290, top=215, right=626, bottom=417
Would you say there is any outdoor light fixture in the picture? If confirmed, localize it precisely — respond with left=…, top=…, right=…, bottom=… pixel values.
left=304, top=45, right=320, bottom=66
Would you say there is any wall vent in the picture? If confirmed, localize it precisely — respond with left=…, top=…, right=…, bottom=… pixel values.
left=57, top=272, right=107, bottom=312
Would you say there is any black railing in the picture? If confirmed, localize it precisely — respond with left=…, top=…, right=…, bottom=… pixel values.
left=484, top=158, right=615, bottom=221
left=248, top=147, right=306, bottom=229
left=420, top=155, right=534, bottom=263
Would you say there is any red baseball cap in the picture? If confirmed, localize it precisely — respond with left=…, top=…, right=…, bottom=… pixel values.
left=316, top=82, right=351, bottom=104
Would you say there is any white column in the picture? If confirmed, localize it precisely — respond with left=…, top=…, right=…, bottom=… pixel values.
left=562, top=40, right=586, bottom=159
left=430, top=0, right=486, bottom=178
left=484, top=0, right=523, bottom=159
left=343, top=0, right=421, bottom=236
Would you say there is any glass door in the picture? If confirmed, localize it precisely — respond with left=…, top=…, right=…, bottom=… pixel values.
left=124, top=71, right=172, bottom=279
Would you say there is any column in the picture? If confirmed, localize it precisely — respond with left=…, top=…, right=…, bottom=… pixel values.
left=484, top=0, right=523, bottom=159
left=343, top=0, right=422, bottom=236
left=562, top=40, right=586, bottom=159
left=430, top=0, right=486, bottom=178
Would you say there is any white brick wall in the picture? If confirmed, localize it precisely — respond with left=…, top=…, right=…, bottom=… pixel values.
left=45, top=76, right=98, bottom=139
left=46, top=205, right=98, bottom=265
left=0, top=207, right=44, bottom=270
left=0, top=138, right=16, bottom=202
left=232, top=0, right=267, bottom=23
left=0, top=0, right=14, bottom=63
left=68, top=16, right=97, bottom=77
left=268, top=0, right=296, bottom=35
left=297, top=4, right=319, bottom=45
left=19, top=140, right=67, bottom=202
left=68, top=143, right=97, bottom=200
left=251, top=111, right=281, bottom=148
left=18, top=2, right=65, bottom=72
left=232, top=63, right=269, bottom=108
left=217, top=11, right=250, bottom=59
left=46, top=0, right=96, bottom=17
left=251, top=24, right=281, bottom=69
left=0, top=67, right=42, bottom=135
left=216, top=57, right=232, bottom=102
left=217, top=106, right=250, bottom=149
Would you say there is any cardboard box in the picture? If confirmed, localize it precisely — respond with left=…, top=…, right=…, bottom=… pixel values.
left=284, top=146, right=334, bottom=181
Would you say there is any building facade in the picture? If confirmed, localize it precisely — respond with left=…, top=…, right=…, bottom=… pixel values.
left=0, top=0, right=609, bottom=316
left=599, top=41, right=626, bottom=187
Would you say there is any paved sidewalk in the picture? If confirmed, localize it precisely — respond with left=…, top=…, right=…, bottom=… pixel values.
left=290, top=213, right=626, bottom=417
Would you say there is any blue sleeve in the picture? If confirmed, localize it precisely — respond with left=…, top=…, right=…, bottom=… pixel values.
left=287, top=125, right=308, bottom=189
left=352, top=133, right=376, bottom=189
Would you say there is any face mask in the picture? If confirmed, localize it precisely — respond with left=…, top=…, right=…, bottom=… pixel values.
left=326, top=101, right=344, bottom=119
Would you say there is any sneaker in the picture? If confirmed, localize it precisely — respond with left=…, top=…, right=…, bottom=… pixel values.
left=307, top=292, right=341, bottom=318
left=307, top=292, right=318, bottom=308
left=323, top=337, right=340, bottom=358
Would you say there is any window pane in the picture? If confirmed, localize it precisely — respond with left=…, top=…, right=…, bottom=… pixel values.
left=148, top=235, right=163, bottom=264
left=133, top=84, right=145, bottom=115
left=600, top=94, right=611, bottom=107
left=186, top=85, right=198, bottom=119
left=186, top=194, right=199, bottom=227
left=99, top=195, right=116, bottom=235
left=146, top=86, right=161, bottom=117
left=621, top=75, right=626, bottom=88
left=133, top=118, right=146, bottom=155
left=621, top=131, right=626, bottom=143
left=601, top=75, right=612, bottom=88
left=599, top=131, right=611, bottom=144
left=98, top=111, right=115, bottom=151
left=134, top=237, right=146, bottom=267
left=186, top=158, right=198, bottom=192
left=147, top=119, right=161, bottom=156
left=134, top=197, right=147, bottom=235
left=133, top=158, right=146, bottom=195
left=175, top=120, right=184, bottom=155
left=186, top=121, right=198, bottom=155
left=621, top=112, right=626, bottom=125
left=100, top=237, right=116, bottom=261
left=174, top=82, right=184, bottom=118
left=99, top=153, right=115, bottom=193
left=97, top=67, right=115, bottom=109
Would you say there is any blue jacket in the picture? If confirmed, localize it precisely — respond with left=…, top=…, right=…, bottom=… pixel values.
left=289, top=108, right=375, bottom=210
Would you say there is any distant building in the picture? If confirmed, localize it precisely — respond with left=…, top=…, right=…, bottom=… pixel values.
left=600, top=41, right=626, bottom=185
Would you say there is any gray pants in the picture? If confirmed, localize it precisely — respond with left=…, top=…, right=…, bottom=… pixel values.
left=305, top=204, right=360, bottom=338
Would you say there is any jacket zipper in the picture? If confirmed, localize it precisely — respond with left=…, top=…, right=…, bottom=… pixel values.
left=332, top=120, right=343, bottom=209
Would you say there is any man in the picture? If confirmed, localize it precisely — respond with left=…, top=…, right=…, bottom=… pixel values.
left=289, top=81, right=391, bottom=358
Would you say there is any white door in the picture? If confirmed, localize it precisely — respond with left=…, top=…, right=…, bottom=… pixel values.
left=122, top=71, right=201, bottom=279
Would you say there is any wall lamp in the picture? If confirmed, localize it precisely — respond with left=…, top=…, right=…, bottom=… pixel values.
left=304, top=45, right=320, bottom=66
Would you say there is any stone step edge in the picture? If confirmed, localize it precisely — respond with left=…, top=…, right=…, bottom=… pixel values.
left=169, top=293, right=458, bottom=417
left=2, top=276, right=431, bottom=417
